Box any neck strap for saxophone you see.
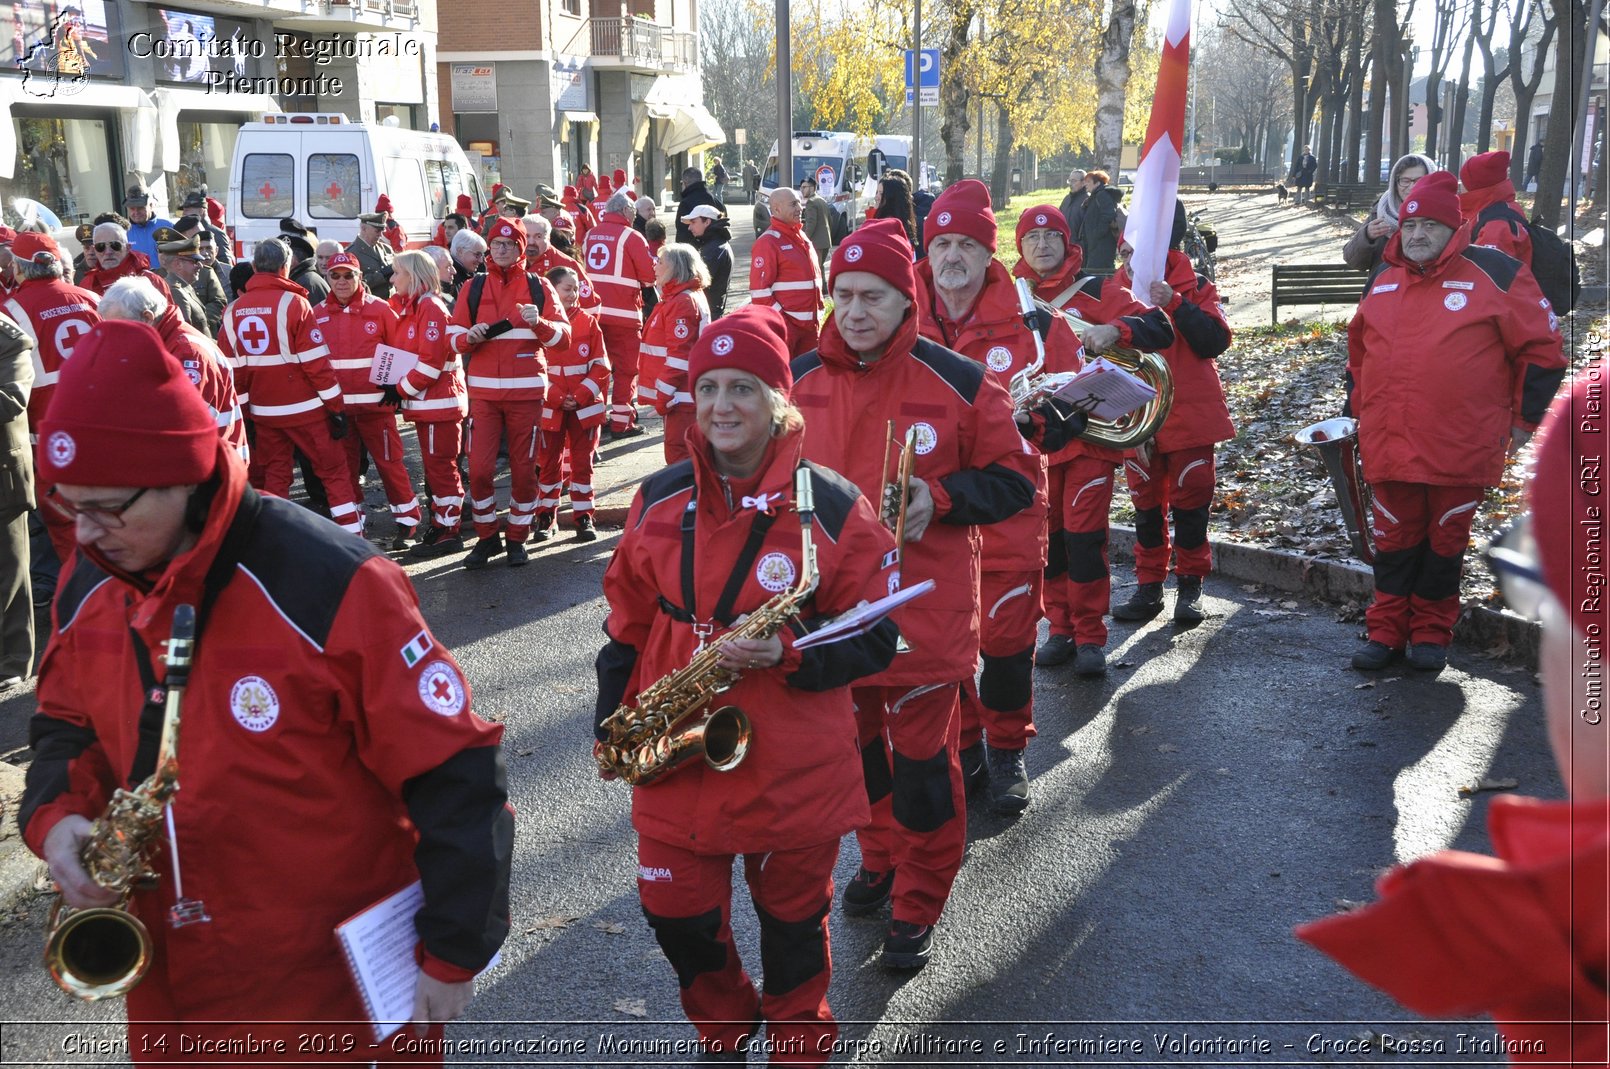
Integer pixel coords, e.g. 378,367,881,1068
656,480,783,637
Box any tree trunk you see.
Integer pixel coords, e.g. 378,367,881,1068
1507,13,1557,188
989,104,1014,205
1424,70,1443,157
1288,53,1312,176
1446,30,1477,173
937,3,976,185
1312,62,1336,196
1347,54,1367,181
1367,0,1395,178
1532,0,1586,228
1092,0,1138,176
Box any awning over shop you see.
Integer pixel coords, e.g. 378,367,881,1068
660,103,725,157
0,78,160,180
561,110,599,124
154,87,280,173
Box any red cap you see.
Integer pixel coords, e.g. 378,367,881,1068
562,185,577,199
613,169,627,186
326,252,361,274
13,232,62,262
206,196,225,228
0,226,16,248
38,321,219,488
1530,366,1607,637
455,194,474,214
599,176,614,195
687,304,793,395
486,218,527,252
1459,150,1511,192
1015,204,1071,250
374,194,395,213
553,213,575,231
1401,172,1462,229
925,179,997,251
830,218,916,301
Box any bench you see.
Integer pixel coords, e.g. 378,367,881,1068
1315,183,1376,212
1271,264,1372,322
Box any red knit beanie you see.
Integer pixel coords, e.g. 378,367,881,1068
830,218,916,300
1459,150,1511,192
374,194,395,213
1529,365,1607,637
455,194,474,214
925,179,997,251
1401,172,1462,229
613,168,628,186
599,176,614,196
687,304,793,395
486,218,528,253
38,321,218,487
1014,204,1071,250
205,196,225,228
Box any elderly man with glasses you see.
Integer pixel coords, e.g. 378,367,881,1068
80,221,173,300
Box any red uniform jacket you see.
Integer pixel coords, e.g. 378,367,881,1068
749,218,823,330
152,305,249,463
384,219,410,253
394,291,465,423
1346,227,1566,487
542,304,610,431
218,274,343,428
80,250,173,302
582,212,656,327
1297,796,1608,1067
315,288,400,409
639,280,710,414
1461,181,1533,267
1013,251,1177,466
791,314,1039,685
1116,250,1236,453
1,277,100,433
20,445,512,1036
915,259,1083,573
527,245,602,311
597,427,899,854
448,264,569,402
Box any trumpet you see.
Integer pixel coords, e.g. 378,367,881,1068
1295,417,1376,563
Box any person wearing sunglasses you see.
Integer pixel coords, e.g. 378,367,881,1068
1299,367,1609,1066
80,220,173,302
20,319,512,1062
154,230,210,335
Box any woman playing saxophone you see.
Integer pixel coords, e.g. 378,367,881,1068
594,304,900,1065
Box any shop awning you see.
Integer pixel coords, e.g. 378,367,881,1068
561,110,598,124
660,103,725,157
154,87,280,173
0,78,159,180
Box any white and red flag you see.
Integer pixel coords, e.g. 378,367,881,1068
1123,0,1192,295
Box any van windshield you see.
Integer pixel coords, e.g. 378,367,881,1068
762,154,848,192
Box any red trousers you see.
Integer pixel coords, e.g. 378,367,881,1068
1124,445,1216,582
253,419,363,535
411,419,464,533
537,415,601,517
602,319,643,431
467,397,541,544
852,682,964,926
663,403,695,465
637,836,839,1066
1365,480,1483,648
784,314,821,359
342,410,421,532
1045,457,1117,646
960,569,1042,751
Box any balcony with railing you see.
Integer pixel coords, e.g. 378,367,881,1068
582,16,698,72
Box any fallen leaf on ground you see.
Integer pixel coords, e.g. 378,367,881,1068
1113,660,1135,668
525,915,581,933
1128,725,1154,735
592,920,627,934
1335,899,1367,912
613,998,647,1017
1279,600,1301,609
1458,777,1520,796
1157,743,1180,753
1353,681,1375,689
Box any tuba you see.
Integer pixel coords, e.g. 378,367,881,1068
1296,417,1376,563
45,604,197,1002
1010,279,1174,451
597,466,820,786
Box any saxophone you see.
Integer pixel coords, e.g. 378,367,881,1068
44,604,196,1002
597,466,819,786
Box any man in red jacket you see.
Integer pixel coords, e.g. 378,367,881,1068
1346,172,1564,672
914,180,1085,815
1010,205,1175,676
23,320,511,1064
792,219,1037,969
218,238,362,536
80,220,172,301
375,194,410,253
1458,150,1531,266
750,187,824,357
315,252,422,547
584,190,657,437
450,218,569,569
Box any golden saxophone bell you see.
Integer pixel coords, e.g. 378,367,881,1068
45,901,153,1002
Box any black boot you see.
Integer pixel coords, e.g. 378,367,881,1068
959,743,989,798
1174,576,1205,622
1113,582,1165,621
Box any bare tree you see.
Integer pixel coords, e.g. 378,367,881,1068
700,0,778,169
1445,0,1479,172
1532,0,1587,227
1421,0,1465,158
1505,0,1556,188
1198,23,1287,165
1471,0,1513,154
938,1,977,183
1091,0,1139,175
1364,0,1401,183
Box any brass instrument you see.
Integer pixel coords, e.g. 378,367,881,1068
1295,417,1377,563
45,604,196,1002
597,467,820,786
1010,278,1175,451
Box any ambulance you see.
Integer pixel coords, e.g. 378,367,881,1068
754,130,874,242
227,114,486,258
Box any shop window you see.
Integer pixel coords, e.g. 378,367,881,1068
3,114,115,227
170,120,240,210
381,156,429,220
241,153,293,219
308,153,361,219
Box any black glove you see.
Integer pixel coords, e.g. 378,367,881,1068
327,410,348,440
380,384,404,408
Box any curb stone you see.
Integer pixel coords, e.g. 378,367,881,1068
1108,524,1540,667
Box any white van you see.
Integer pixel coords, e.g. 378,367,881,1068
754,130,874,242
227,114,486,258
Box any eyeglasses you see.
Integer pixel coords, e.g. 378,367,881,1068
179,256,205,264
489,240,519,252
93,241,124,253
328,270,358,280
45,486,148,529
1483,515,1546,620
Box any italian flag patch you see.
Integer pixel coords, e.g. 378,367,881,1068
400,630,433,668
